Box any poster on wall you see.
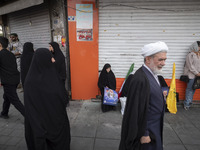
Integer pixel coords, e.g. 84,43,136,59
76,4,93,41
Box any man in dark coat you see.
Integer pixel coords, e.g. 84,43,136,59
119,41,168,150
0,36,25,119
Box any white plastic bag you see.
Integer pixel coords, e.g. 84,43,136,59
119,97,127,115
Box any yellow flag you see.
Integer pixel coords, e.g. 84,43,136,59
166,63,177,114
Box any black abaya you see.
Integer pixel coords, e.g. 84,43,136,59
24,48,70,150
20,42,34,87
120,74,134,97
49,42,66,82
49,42,69,105
98,63,116,112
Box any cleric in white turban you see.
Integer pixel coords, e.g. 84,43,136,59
119,41,168,150
142,41,168,57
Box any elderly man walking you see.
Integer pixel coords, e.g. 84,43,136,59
119,41,168,150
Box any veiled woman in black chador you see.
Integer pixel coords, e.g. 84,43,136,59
98,63,116,112
49,42,69,106
24,48,70,150
20,42,34,87
49,42,66,83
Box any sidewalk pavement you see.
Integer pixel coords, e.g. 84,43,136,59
0,86,200,150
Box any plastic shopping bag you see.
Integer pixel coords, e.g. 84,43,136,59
119,97,127,115
103,87,118,106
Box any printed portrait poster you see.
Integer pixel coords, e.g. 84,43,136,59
76,4,93,41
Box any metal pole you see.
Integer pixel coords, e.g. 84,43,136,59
63,0,71,98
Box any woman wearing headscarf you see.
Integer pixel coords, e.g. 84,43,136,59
49,42,66,83
98,63,116,112
183,41,200,110
24,48,70,150
49,42,69,106
20,42,34,87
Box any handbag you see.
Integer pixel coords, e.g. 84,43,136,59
103,87,118,106
192,77,200,90
180,75,189,83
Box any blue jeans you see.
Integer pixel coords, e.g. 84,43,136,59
184,79,195,107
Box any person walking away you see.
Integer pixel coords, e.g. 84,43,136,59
183,41,200,110
98,63,116,112
0,36,25,119
49,42,69,106
24,48,70,150
20,42,34,87
119,41,168,150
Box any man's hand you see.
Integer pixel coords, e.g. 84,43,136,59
140,136,151,144
51,57,56,63
196,73,200,77
14,52,21,56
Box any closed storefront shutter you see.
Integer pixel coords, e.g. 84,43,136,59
99,0,200,79
8,4,51,49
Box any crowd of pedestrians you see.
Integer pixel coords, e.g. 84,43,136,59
0,35,70,150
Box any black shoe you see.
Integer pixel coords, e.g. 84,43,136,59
0,114,9,119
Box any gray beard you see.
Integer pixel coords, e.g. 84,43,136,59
152,68,163,75
149,60,163,75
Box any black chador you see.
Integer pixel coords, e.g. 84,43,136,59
120,74,134,97
49,42,66,82
98,63,116,112
24,48,70,150
49,42,69,105
20,42,34,87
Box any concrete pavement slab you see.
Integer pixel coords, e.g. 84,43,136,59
1,85,200,150
163,122,182,145
73,109,99,125
172,125,200,145
16,138,27,150
5,136,22,146
185,144,200,150
96,122,121,140
70,123,97,138
98,110,123,125
0,136,10,145
71,137,94,150
94,139,120,150
163,144,187,150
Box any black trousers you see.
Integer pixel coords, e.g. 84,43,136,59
1,84,25,116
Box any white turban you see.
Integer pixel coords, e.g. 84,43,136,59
141,41,168,57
